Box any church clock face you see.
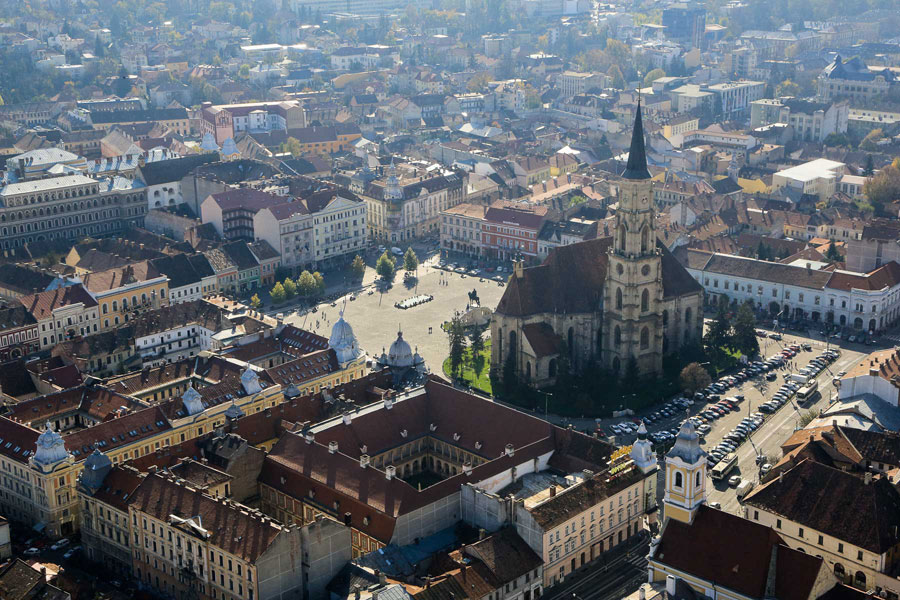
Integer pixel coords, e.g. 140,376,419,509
642,265,651,276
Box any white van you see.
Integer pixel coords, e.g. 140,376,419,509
391,247,403,256
736,479,755,499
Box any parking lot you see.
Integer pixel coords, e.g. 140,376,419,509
595,327,868,512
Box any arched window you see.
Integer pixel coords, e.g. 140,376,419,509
674,472,683,488
641,225,650,253
614,326,621,347
641,289,649,312
685,307,692,324
834,564,845,580
640,327,650,349
616,288,623,310
854,572,866,589
617,224,626,252
695,471,701,487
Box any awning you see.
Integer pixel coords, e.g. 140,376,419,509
32,521,46,532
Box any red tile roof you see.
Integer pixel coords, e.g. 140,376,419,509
20,284,97,320
129,472,286,562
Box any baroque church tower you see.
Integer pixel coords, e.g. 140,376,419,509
602,101,665,376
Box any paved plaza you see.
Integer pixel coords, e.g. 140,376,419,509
283,254,506,373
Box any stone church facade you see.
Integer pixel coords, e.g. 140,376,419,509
490,104,704,387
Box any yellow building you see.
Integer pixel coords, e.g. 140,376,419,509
82,261,169,330
0,356,283,539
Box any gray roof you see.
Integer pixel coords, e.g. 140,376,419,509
699,253,833,290
1,173,96,196
667,420,706,464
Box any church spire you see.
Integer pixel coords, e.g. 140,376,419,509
622,100,651,181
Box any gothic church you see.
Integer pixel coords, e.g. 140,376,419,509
490,103,704,386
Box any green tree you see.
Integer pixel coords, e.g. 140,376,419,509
826,240,843,262
864,154,875,177
350,255,366,279
865,164,900,207
250,293,262,309
296,271,316,297
732,302,760,357
376,251,396,280
447,318,467,379
679,362,712,394
607,64,625,90
282,277,297,299
312,271,325,295
403,247,418,272
643,68,666,86
270,282,286,304
704,302,733,369
280,137,303,156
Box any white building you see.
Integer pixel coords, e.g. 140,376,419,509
772,158,845,201
685,250,900,332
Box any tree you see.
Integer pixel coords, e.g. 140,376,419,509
351,255,366,279
282,277,297,299
403,247,418,272
732,302,760,357
376,251,395,280
312,271,325,295
775,79,800,97
447,318,467,379
864,154,875,177
250,293,262,309
469,324,485,355
864,164,900,207
826,240,843,262
679,362,711,394
704,302,733,368
607,64,625,90
643,68,666,86
860,128,884,151
280,137,303,156
270,282,286,304
296,271,317,297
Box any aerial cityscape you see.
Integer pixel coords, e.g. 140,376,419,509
0,0,899,599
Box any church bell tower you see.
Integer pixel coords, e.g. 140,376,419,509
602,100,664,376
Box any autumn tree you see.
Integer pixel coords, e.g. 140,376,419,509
680,362,712,394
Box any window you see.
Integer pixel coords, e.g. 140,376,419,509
674,472,683,488
838,543,844,554
799,527,804,538
818,535,823,545
776,519,782,529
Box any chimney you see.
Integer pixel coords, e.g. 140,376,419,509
666,576,677,597
478,528,486,540
384,396,393,410
304,430,315,444
343,413,352,425
461,563,467,581
640,586,647,600
328,440,338,454
549,485,556,497
865,471,873,485
870,368,879,377
463,462,472,476
779,471,784,484
353,585,361,600
505,443,515,457
385,465,396,480
378,571,387,586
360,454,370,468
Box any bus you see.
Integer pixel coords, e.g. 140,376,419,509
711,453,738,480
797,380,819,401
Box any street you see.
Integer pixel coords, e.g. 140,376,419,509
543,535,650,600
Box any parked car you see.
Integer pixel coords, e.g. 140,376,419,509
728,475,742,487
24,547,40,556
50,538,70,551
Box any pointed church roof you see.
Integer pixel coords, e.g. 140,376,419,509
622,101,651,180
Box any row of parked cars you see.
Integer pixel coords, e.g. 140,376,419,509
438,262,507,282
707,411,766,468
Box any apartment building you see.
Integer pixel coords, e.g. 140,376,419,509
20,284,101,349
0,173,148,252
82,261,169,330
441,203,487,258
201,188,285,241
481,201,550,262
750,98,849,142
